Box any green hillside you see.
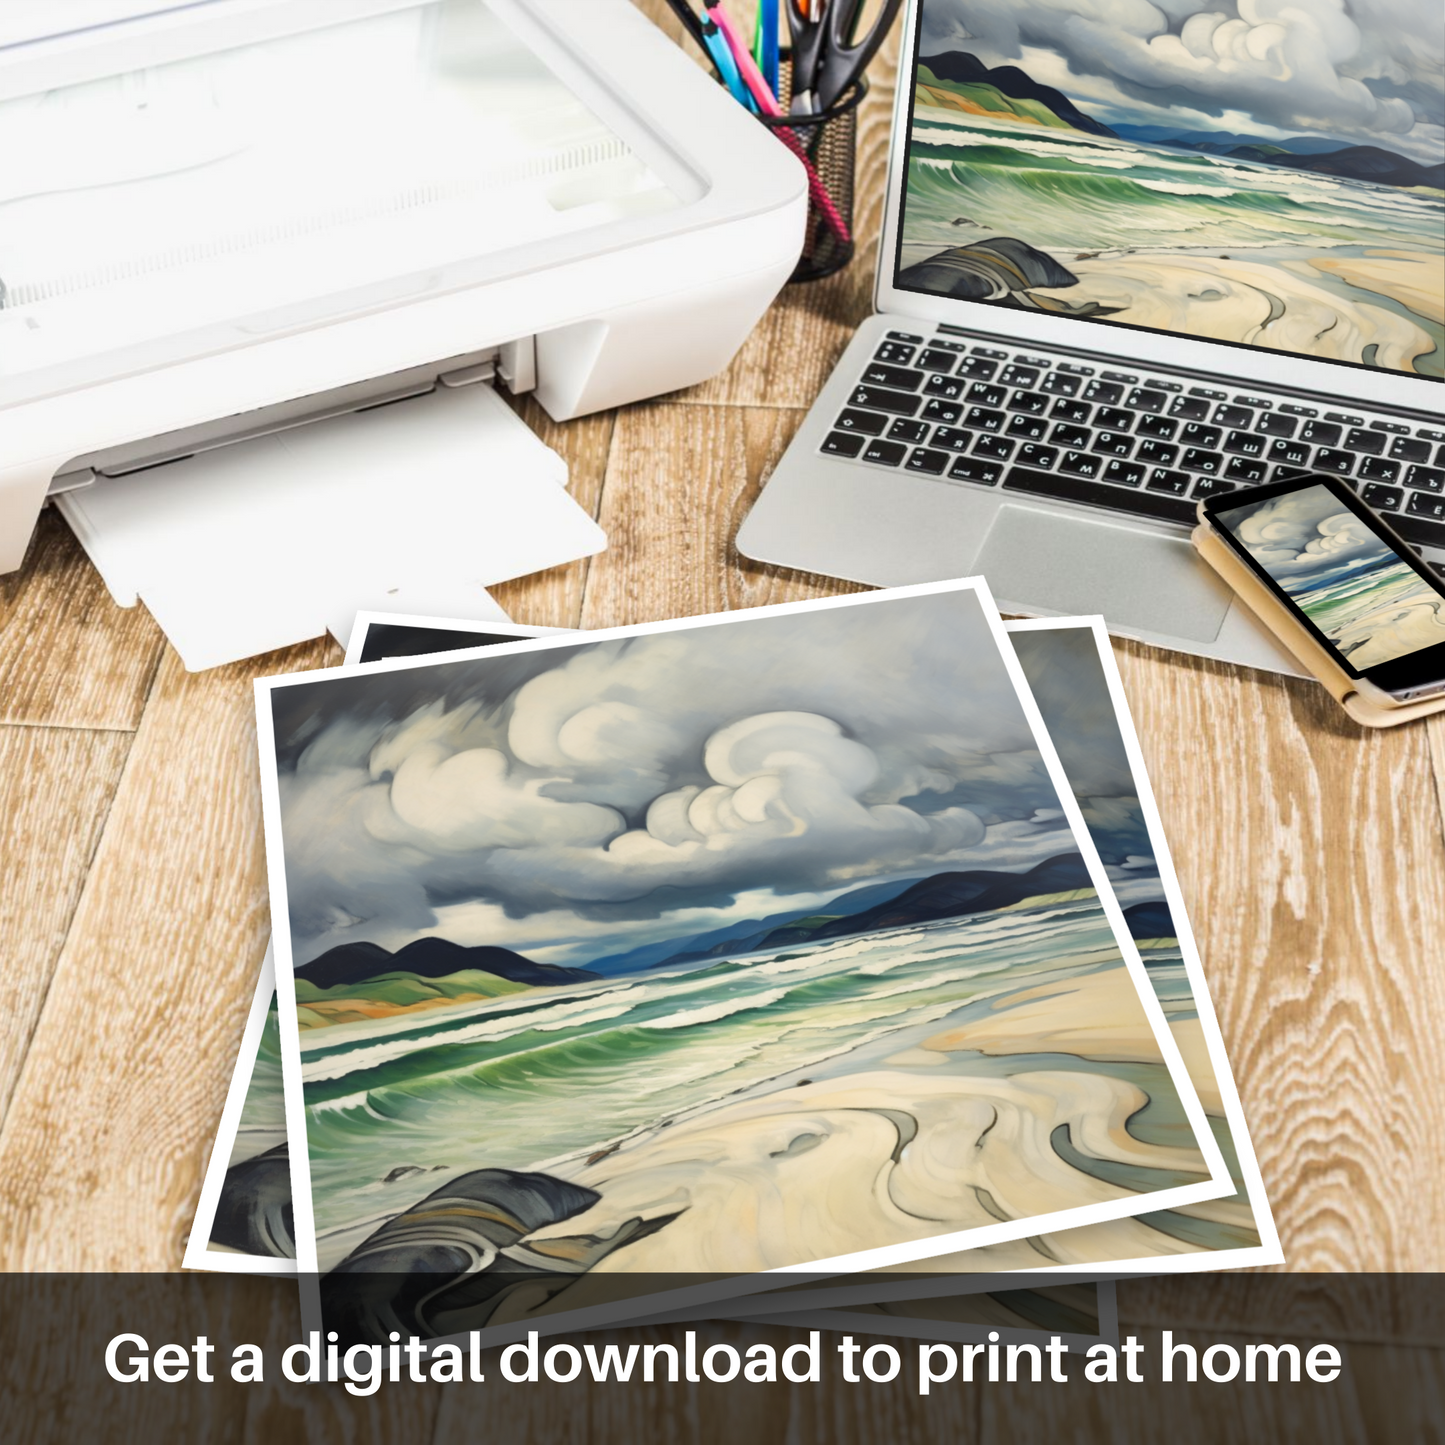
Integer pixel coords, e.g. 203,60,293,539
916,65,1075,131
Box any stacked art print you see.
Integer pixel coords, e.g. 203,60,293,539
255,585,1229,1340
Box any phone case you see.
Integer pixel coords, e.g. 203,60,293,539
1192,522,1445,729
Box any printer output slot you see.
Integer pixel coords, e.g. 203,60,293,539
46,338,538,496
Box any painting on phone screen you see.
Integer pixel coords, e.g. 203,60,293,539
1217,484,1445,668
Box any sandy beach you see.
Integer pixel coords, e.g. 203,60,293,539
1031,252,1439,373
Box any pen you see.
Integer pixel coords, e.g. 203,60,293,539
753,0,780,99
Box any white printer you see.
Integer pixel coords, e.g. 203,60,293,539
0,0,806,663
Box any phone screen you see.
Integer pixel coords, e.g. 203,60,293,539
1207,477,1445,687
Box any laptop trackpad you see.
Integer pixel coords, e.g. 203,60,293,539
976,505,1233,643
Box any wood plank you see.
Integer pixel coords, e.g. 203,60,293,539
490,397,614,630
0,509,165,730
982,1324,1387,1445
0,725,133,1125
0,639,336,1270
579,403,868,630
1109,638,1445,1271
429,1322,980,1445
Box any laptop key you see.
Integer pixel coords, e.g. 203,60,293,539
1083,380,1123,404
1257,413,1298,438
922,397,963,424
1095,406,1134,432
1147,469,1191,495
1359,457,1400,483
1050,398,1092,424
1192,476,1236,499
906,448,951,476
1182,448,1223,474
1017,444,1059,469
924,374,967,400
863,363,925,390
886,330,924,343
956,356,999,379
874,342,917,365
1389,436,1431,464
860,438,908,467
1060,451,1103,478
850,384,921,417
1168,395,1211,421
1345,428,1385,456
1126,388,1167,413
887,418,932,444
948,457,1003,485
965,406,1006,432
1006,414,1048,441
1137,440,1179,467
1223,430,1266,458
1136,414,1178,440
1268,438,1312,467
821,431,865,458
967,383,1007,407
1103,459,1145,487
930,427,974,452
999,364,1040,388
1180,423,1222,449
1225,456,1268,483
1314,448,1354,476
1214,404,1254,429
1092,432,1134,457
1361,483,1402,510
1407,465,1445,493
1041,372,1081,397
835,408,890,435
1008,390,1050,415
1391,513,1445,550
1407,491,1445,521
973,435,1015,461
916,348,959,373
1300,420,1341,446
1051,423,1091,449
1004,465,1197,524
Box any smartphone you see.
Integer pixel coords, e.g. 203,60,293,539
1199,473,1445,705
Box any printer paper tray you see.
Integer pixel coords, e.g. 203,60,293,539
57,383,604,670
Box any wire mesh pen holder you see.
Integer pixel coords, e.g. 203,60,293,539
759,70,867,283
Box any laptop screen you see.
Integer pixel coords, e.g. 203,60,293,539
893,0,1444,382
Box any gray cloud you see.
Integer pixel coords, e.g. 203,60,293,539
274,593,1073,963
1224,483,1395,589
921,0,1443,159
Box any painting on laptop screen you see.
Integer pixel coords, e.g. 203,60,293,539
896,0,1444,379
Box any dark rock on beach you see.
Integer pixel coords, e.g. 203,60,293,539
898,239,1124,317
213,1143,294,1259
322,1167,681,1343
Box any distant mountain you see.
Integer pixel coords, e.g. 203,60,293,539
590,877,925,977
1111,124,1352,156
919,52,1116,138
803,854,1096,944
1270,145,1444,189
1121,900,1176,943
1109,124,1441,189
296,937,598,992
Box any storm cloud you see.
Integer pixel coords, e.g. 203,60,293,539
272,592,1072,964
921,0,1443,160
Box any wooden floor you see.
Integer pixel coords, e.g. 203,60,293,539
1,5,1441,1439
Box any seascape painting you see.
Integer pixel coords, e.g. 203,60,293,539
262,588,1224,1339
899,0,1444,376
1217,483,1445,667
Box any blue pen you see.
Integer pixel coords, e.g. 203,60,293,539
758,0,780,98
701,14,755,110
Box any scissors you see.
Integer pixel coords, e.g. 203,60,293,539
786,0,903,113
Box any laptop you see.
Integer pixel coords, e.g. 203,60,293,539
737,0,1444,673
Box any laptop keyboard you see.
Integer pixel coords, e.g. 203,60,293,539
821,329,1445,558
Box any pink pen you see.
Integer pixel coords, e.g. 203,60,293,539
705,2,853,247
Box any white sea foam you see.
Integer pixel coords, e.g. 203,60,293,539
638,987,789,1031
